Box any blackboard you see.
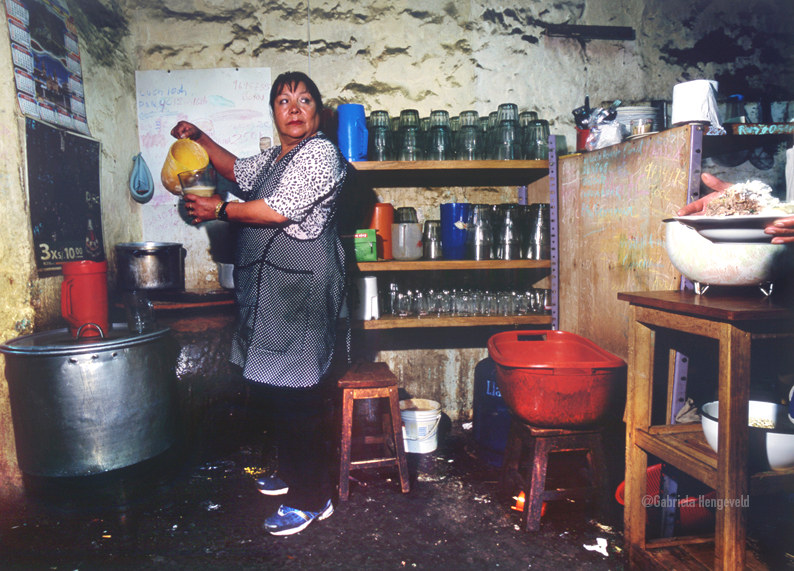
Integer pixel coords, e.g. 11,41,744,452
26,117,103,271
558,125,698,358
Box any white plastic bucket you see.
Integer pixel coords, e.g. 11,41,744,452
400,398,442,454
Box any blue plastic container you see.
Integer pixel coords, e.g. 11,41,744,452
473,357,511,466
337,104,368,162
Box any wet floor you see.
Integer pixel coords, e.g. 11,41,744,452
0,414,791,570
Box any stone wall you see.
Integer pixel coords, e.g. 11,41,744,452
0,0,792,502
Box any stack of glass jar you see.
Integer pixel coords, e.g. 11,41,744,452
385,284,552,318
467,202,550,261
366,104,550,161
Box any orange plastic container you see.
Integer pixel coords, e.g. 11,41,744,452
487,330,626,428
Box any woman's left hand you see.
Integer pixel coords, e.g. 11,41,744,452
766,216,794,244
184,193,222,224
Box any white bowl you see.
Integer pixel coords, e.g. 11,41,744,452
664,220,794,291
701,400,794,471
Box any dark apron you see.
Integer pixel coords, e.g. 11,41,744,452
230,136,346,388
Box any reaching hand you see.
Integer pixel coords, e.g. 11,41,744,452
677,173,794,244
676,173,733,216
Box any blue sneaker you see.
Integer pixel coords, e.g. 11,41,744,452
255,475,289,496
264,499,334,536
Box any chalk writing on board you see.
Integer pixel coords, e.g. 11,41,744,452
135,67,272,206
26,117,102,270
735,123,794,136
559,125,695,355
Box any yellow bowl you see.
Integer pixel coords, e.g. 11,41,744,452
161,139,209,194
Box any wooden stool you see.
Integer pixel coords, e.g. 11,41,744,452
337,362,411,501
500,417,608,531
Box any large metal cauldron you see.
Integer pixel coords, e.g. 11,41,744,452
0,324,179,477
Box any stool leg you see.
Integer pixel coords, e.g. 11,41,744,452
525,436,551,532
387,386,410,494
338,389,354,502
585,433,610,514
500,419,523,494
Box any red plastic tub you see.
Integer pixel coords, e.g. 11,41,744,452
487,331,626,428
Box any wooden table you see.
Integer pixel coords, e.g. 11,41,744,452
618,290,794,570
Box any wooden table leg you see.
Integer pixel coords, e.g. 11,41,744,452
714,324,751,569
624,308,655,565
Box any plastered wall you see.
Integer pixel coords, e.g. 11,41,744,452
0,0,791,501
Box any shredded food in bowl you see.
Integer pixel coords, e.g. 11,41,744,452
703,180,794,216
749,418,775,429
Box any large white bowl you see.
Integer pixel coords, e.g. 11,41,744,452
701,400,794,471
664,220,794,291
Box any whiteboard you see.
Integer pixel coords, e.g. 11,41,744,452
133,67,272,289
135,67,273,206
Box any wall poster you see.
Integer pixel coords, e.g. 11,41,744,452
5,0,89,134
26,117,103,271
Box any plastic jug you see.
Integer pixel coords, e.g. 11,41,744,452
161,139,210,194
337,104,368,162
60,260,109,338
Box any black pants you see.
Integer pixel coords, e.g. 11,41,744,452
247,380,334,513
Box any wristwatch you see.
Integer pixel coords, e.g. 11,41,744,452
215,201,229,221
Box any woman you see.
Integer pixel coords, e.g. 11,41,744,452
171,71,347,536
678,173,794,244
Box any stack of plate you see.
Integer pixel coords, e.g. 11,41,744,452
616,106,661,138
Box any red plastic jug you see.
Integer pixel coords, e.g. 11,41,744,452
61,260,109,338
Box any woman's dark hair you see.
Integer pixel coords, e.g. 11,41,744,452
269,71,323,113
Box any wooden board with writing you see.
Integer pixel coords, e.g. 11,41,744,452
558,125,698,358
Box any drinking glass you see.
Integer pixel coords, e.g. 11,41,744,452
519,110,538,127
394,206,418,223
495,120,518,160
455,125,481,160
495,203,521,259
368,125,393,161
465,204,493,260
369,110,391,128
398,109,420,131
523,119,550,160
497,103,519,124
459,110,480,127
449,116,460,156
426,126,451,160
486,111,499,158
398,127,422,161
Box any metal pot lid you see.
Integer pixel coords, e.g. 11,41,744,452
115,241,183,250
0,323,171,357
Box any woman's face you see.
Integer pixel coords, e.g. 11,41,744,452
272,81,320,148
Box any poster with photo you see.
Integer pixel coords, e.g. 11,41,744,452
5,0,90,134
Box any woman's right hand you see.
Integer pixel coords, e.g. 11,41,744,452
676,172,733,216
171,121,202,141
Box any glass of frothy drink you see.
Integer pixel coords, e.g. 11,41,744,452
178,165,217,197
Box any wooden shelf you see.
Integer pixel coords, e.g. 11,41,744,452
703,122,793,158
635,425,794,496
356,259,552,272
353,313,552,330
634,540,771,570
349,159,550,187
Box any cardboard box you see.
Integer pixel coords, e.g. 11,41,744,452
349,229,377,262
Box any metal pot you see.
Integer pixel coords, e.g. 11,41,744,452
116,241,185,291
0,324,179,477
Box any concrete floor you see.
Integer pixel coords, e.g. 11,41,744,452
0,409,791,570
